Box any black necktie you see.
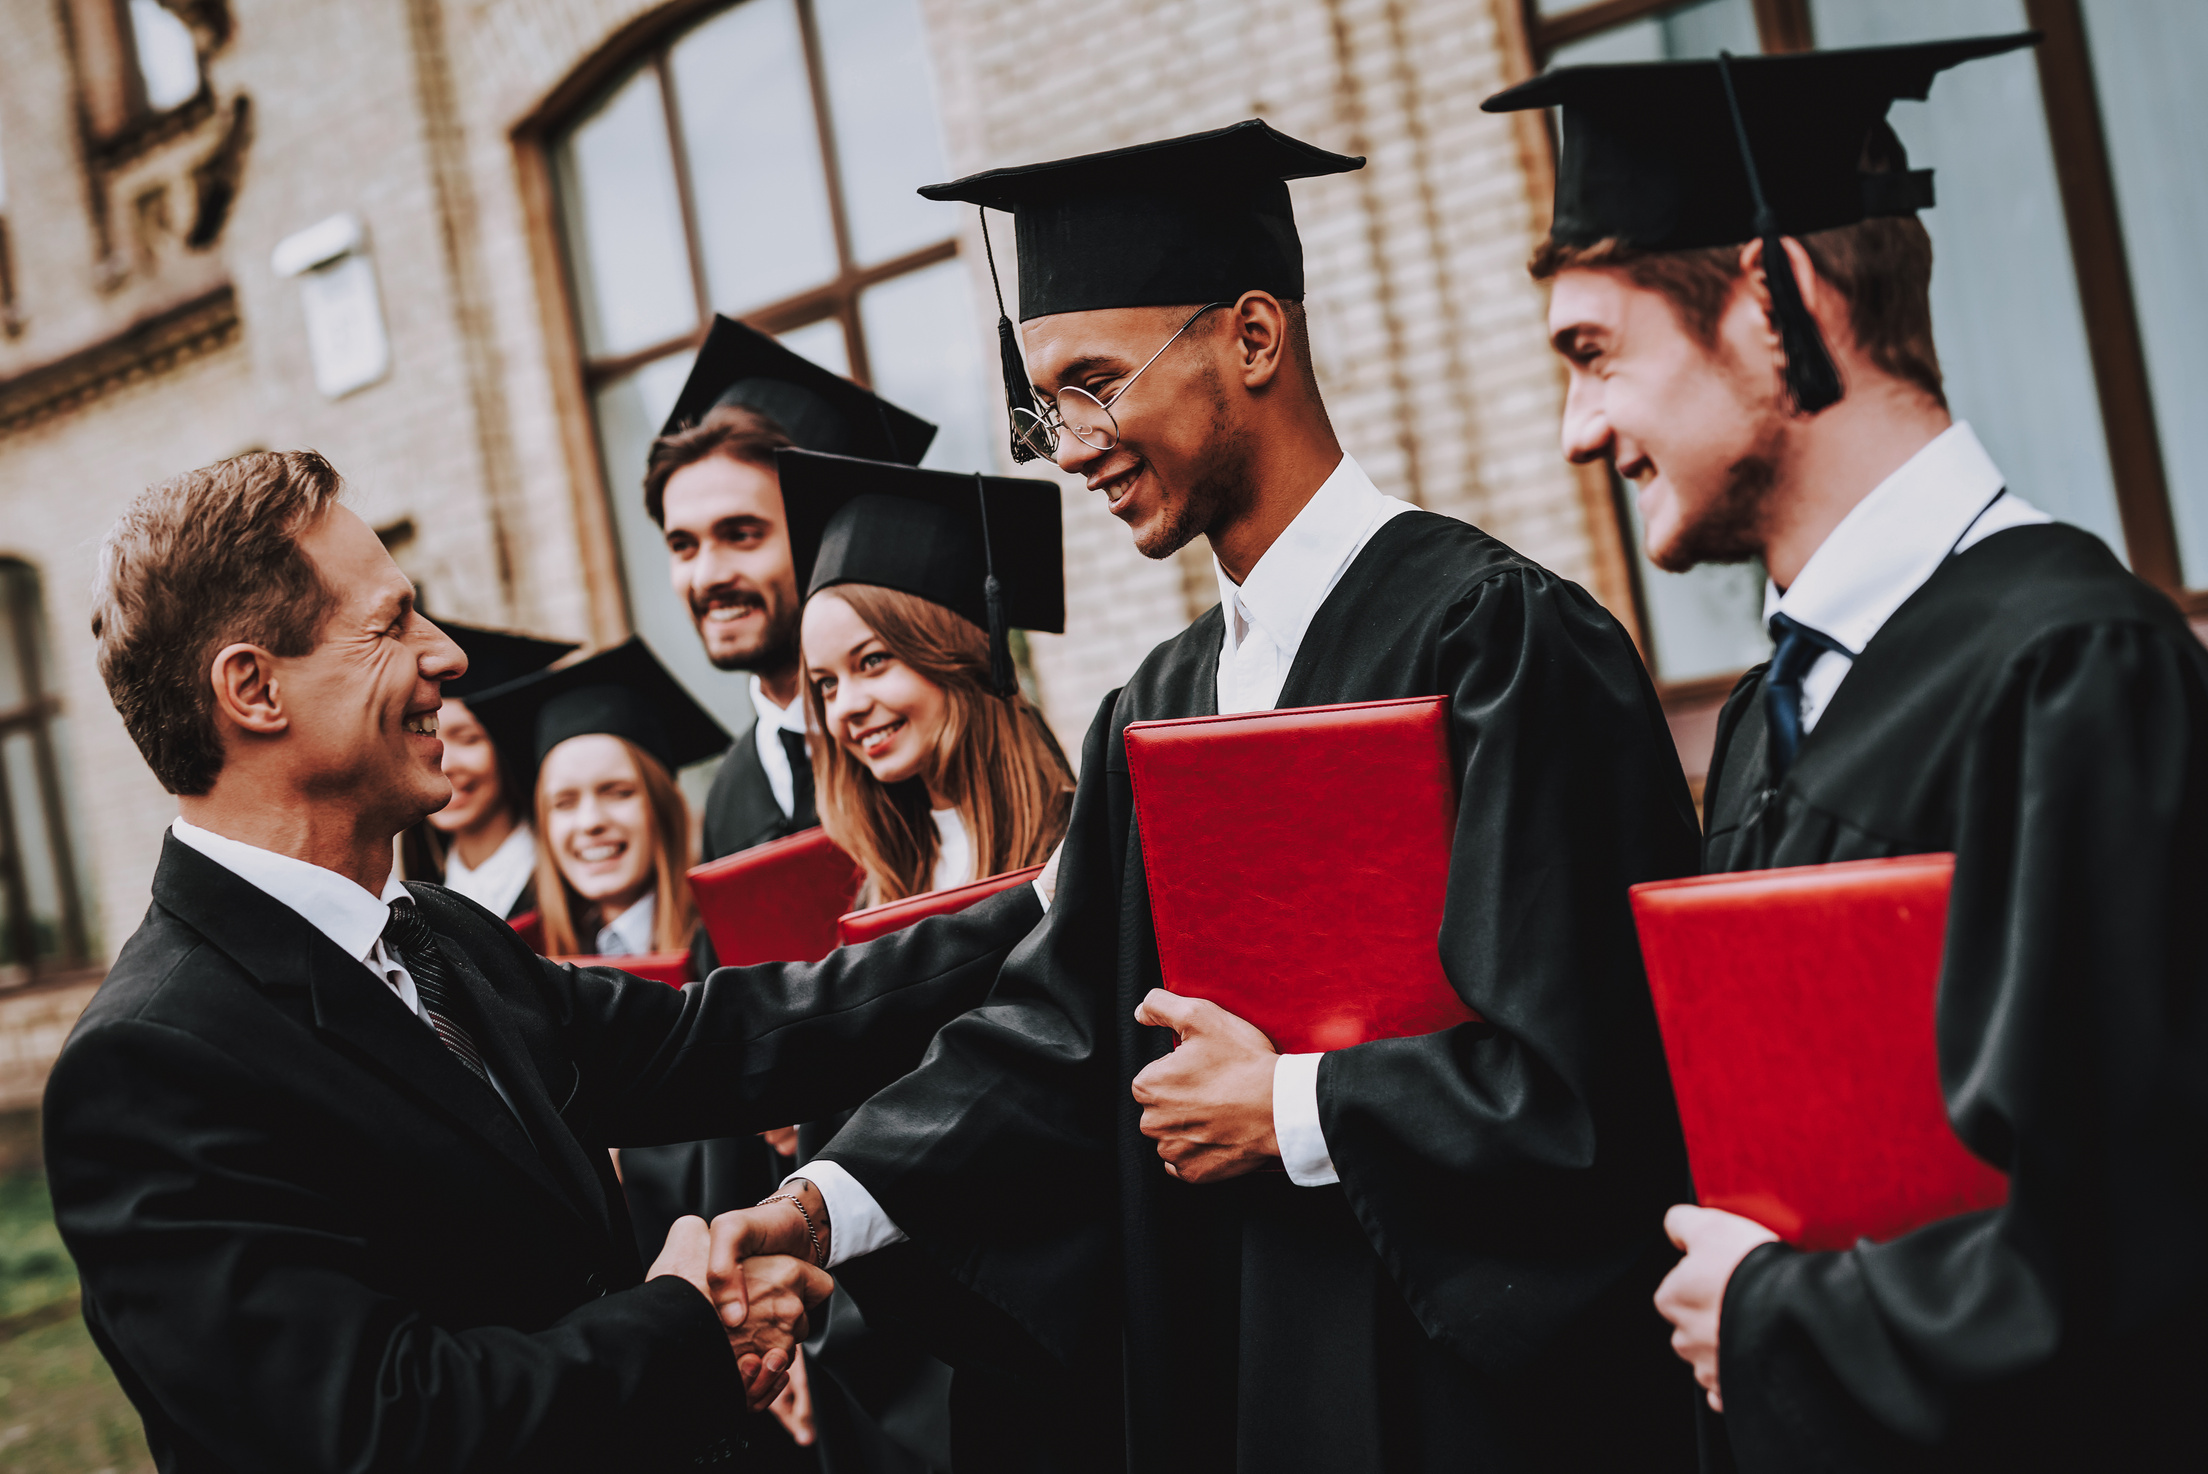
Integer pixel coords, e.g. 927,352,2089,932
1763,611,1851,782
777,727,815,823
382,898,494,1087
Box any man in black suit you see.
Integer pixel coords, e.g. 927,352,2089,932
47,450,1043,1472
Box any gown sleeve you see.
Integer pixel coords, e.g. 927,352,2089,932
1717,617,2208,1467
1314,565,1705,1376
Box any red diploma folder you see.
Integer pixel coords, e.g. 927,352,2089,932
688,827,863,966
1629,853,2009,1251
553,952,692,987
510,910,545,956
836,865,1045,947
1124,696,1479,1055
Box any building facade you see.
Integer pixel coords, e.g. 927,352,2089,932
0,0,2200,1080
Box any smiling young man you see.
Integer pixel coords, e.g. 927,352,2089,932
720,121,1705,1473
46,451,1048,1472
1493,35,2208,1471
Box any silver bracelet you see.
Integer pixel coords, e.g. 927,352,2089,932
759,1188,826,1268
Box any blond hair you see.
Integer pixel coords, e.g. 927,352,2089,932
532,736,698,956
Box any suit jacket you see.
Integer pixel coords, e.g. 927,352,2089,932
702,722,815,863
44,834,1041,1474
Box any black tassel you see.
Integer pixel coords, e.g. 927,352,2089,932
985,573,1016,698
980,208,1042,463
1716,53,1843,416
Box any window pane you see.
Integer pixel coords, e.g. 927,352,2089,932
2080,0,2208,584
814,0,958,265
671,0,841,316
2,733,64,963
777,317,851,377
129,0,201,111
860,259,995,475
556,65,697,359
1545,0,1759,66
590,355,759,740
1810,0,2129,561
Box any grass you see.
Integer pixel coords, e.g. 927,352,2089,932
0,1111,153,1474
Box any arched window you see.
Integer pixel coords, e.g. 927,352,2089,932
546,0,994,722
0,560,97,987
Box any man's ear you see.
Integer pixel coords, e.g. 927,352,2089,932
1737,236,1851,359
1231,292,1289,391
208,643,289,738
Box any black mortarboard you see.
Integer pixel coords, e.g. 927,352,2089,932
777,449,1065,698
657,316,938,464
920,120,1364,462
435,620,578,702
468,636,731,795
1483,33,2037,414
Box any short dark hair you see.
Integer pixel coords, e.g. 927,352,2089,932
642,404,795,527
92,451,346,795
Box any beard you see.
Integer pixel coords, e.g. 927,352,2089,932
1649,444,1781,574
693,586,800,674
1132,369,1257,561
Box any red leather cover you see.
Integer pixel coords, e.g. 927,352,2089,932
1124,696,1479,1055
1629,853,2009,1250
688,826,863,966
836,864,1046,947
553,951,692,987
510,910,545,956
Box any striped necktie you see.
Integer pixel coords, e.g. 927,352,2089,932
381,898,494,1087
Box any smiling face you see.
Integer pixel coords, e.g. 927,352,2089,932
1548,265,1789,572
427,697,505,836
802,592,952,798
539,733,657,912
1021,304,1254,561
662,452,802,672
274,506,463,833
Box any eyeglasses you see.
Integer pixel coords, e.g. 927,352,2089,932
1009,302,1229,461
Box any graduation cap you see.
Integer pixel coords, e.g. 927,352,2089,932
918,120,1364,461
657,316,938,464
467,636,732,796
1483,33,2038,415
434,620,578,702
777,448,1065,698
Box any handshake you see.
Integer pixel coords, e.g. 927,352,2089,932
646,1183,836,1411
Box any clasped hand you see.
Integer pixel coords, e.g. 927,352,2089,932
648,1213,832,1411
1130,989,1280,1183
1652,1203,1780,1412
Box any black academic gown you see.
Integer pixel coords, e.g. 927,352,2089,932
816,510,1706,1473
1699,524,2208,1471
705,721,818,860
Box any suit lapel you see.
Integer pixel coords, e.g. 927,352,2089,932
716,737,796,852
151,839,597,1236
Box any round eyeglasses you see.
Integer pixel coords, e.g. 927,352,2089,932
1009,302,1229,461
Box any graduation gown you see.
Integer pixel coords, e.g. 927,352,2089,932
704,722,818,862
1700,524,2208,1471
817,510,1705,1472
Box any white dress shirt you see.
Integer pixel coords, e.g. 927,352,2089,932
791,456,1414,1251
170,816,519,1113
441,822,537,920
1767,422,2048,735
930,809,975,892
752,676,810,820
593,893,658,958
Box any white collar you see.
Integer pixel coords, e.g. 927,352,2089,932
1213,454,1408,656
1766,422,2041,653
171,816,407,965
595,892,658,957
750,674,807,735
441,822,536,914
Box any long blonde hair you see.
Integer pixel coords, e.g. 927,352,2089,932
805,585,1072,904
533,736,698,955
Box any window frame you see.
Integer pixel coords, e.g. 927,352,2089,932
516,0,965,644
0,561,95,990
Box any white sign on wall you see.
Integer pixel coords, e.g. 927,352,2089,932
272,213,390,399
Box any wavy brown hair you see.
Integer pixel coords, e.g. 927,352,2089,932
532,736,698,956
805,585,1073,905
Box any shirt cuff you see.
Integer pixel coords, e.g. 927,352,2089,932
1033,877,1052,913
784,1160,908,1268
1272,1052,1339,1187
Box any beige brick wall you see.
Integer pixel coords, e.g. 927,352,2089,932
0,0,1610,971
